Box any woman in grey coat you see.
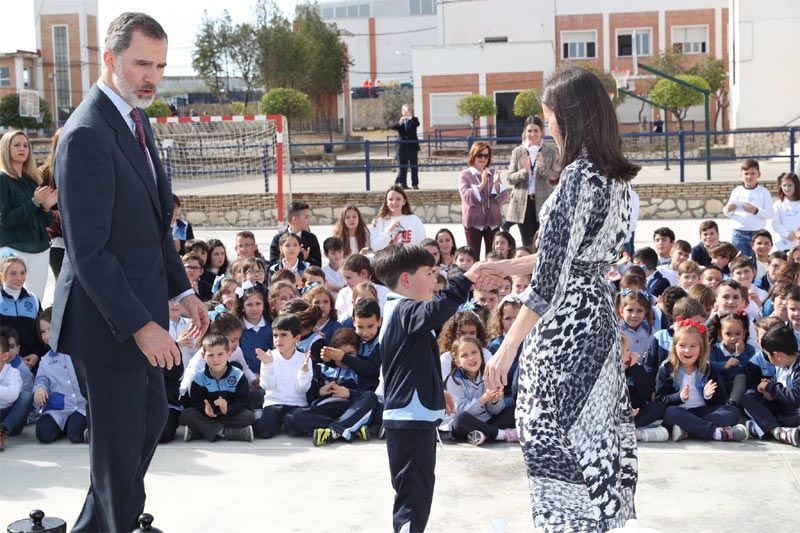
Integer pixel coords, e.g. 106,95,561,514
503,116,560,248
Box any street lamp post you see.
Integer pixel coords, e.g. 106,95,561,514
48,72,57,131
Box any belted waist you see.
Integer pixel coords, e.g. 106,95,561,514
571,259,606,276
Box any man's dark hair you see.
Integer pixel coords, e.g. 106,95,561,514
288,202,310,220
105,12,167,56
454,245,477,261
372,244,435,290
323,237,344,254
761,323,798,357
273,315,302,337
353,298,381,320
653,227,675,242
632,247,658,271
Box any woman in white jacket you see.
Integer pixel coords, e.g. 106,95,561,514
771,172,800,251
370,185,426,252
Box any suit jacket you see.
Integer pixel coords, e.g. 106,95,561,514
269,229,322,267
505,142,560,224
390,116,420,153
50,85,191,369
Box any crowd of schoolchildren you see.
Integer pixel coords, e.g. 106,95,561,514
1,158,799,453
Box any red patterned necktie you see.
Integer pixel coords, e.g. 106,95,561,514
130,109,151,166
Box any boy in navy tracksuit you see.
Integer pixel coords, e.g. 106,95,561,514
372,244,484,533
743,323,800,446
179,334,255,442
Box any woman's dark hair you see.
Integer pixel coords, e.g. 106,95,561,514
522,115,544,136
541,67,640,181
206,238,230,275
376,184,413,220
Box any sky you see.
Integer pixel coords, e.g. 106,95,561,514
0,0,300,76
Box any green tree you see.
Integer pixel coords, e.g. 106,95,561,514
570,63,626,107
0,94,52,130
649,75,710,130
227,22,261,106
512,89,542,118
688,56,728,131
192,10,227,102
382,88,413,127
259,88,312,121
457,94,496,134
648,50,687,78
144,100,171,118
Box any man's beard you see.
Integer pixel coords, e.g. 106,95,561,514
113,62,157,108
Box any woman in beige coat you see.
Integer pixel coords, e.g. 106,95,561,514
503,116,560,248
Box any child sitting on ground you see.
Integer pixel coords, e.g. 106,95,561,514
0,330,22,451
303,285,340,343
487,296,522,354
708,311,755,405
438,311,491,381
622,336,666,442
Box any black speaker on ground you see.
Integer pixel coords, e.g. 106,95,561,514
7,509,66,533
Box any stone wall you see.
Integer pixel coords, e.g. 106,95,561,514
181,181,782,228
731,129,792,157
352,98,385,130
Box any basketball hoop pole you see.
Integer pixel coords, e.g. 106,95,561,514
270,114,285,226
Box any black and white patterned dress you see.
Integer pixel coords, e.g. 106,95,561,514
518,156,637,532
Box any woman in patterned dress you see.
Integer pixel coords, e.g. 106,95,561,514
484,67,641,532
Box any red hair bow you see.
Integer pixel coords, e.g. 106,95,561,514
674,315,707,334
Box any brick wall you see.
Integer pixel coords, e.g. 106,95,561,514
421,73,479,132
555,14,604,69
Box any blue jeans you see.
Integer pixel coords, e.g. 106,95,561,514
732,229,757,259
0,389,33,435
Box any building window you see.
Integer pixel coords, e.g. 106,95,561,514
430,92,471,126
23,67,31,88
672,25,708,54
329,3,369,18
561,30,597,59
321,7,334,19
53,25,72,112
617,28,651,57
410,0,436,15
0,67,9,87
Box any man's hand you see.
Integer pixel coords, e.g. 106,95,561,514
34,388,49,408
133,321,181,369
181,294,210,339
464,261,506,291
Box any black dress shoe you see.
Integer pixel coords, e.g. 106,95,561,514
412,185,419,190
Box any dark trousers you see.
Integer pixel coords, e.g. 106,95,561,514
395,149,419,188
0,389,33,435
502,196,539,249
386,428,436,533
285,392,378,439
159,408,181,443
179,407,255,442
634,401,667,428
50,246,64,281
742,389,800,436
451,405,515,440
71,360,168,533
663,403,740,440
464,226,497,260
253,404,300,439
35,411,87,444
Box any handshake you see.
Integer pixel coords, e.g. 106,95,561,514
466,261,512,292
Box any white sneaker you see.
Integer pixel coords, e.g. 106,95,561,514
636,426,669,442
671,425,688,442
468,430,487,446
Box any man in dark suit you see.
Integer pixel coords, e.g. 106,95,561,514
391,104,421,189
51,13,209,532
268,201,322,267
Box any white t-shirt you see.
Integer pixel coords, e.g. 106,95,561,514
725,184,775,231
260,348,313,407
370,214,426,252
681,371,705,409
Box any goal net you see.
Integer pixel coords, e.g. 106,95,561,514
149,114,290,219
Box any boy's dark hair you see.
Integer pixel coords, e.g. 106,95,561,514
672,297,705,320
353,298,381,320
485,251,505,261
0,326,19,344
454,245,477,261
708,242,737,259
729,256,755,273
787,285,800,303
303,265,326,281
185,239,209,254
741,158,760,171
288,201,310,220
172,193,181,207
279,298,322,329
769,250,788,262
698,220,718,233
761,323,797,357
624,265,647,279
323,237,344,254
273,314,302,337
202,334,229,353
673,240,691,254
653,227,675,242
373,244,436,290
271,269,297,284
632,247,658,271
0,330,8,353
659,287,688,318
343,253,372,276
435,273,447,286
330,327,360,350
718,279,747,299
182,252,203,266
751,230,773,244
208,313,244,336
236,230,255,241
702,264,723,277
35,307,54,346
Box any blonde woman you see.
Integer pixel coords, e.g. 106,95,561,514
0,130,57,299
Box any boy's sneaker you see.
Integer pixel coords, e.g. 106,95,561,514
775,427,800,447
745,420,762,440
224,426,254,442
671,425,688,442
468,430,487,446
635,426,669,442
717,425,749,442
183,426,200,442
313,428,334,447
355,425,370,442
504,428,519,443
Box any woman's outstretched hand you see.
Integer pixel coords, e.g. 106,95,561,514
485,342,516,390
